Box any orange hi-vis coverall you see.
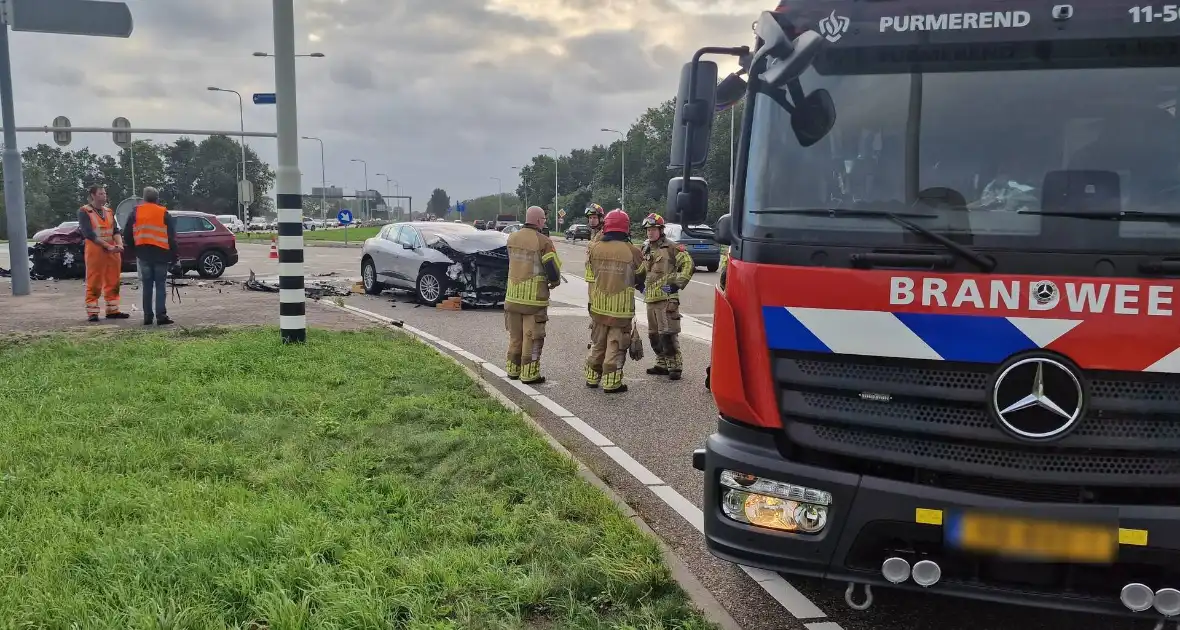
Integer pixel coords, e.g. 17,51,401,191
81,204,122,317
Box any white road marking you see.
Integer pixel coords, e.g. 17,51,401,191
320,300,843,629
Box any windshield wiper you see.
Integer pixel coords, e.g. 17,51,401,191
1018,210,1180,221
751,207,996,272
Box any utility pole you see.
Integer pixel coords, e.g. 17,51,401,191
207,86,247,222
541,146,558,227
272,0,304,343
301,136,326,222
601,128,626,212
490,176,502,218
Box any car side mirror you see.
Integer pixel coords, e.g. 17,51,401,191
714,214,733,245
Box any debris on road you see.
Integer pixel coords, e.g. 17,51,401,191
0,267,9,278
436,296,462,311
244,269,353,300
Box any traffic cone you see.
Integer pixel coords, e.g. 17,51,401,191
269,236,278,260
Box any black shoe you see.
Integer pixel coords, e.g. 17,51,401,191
105,312,130,320
156,316,174,326
143,316,154,326
669,371,682,381
604,384,629,394
647,366,669,376
87,315,99,322
521,376,546,385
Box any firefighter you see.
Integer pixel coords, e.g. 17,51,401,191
79,184,129,322
583,203,608,349
639,212,694,380
585,209,645,393
505,205,562,384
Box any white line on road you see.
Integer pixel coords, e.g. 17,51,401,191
321,300,842,629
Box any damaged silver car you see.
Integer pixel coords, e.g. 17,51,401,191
360,221,509,306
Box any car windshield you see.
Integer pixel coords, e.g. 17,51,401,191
744,63,1180,253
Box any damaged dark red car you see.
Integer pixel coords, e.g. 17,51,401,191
30,211,239,280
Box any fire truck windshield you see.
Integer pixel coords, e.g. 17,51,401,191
743,64,1180,253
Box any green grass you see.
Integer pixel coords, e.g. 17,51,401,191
0,328,714,630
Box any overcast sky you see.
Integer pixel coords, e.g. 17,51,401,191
9,0,760,207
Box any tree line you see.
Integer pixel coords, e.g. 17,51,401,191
0,135,276,238
514,99,744,227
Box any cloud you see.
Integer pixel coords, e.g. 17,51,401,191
4,0,764,207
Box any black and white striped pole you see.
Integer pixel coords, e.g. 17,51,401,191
272,0,305,343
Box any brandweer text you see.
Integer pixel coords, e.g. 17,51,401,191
890,276,1175,316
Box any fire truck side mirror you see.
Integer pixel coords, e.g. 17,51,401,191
760,30,824,88
669,60,719,170
715,213,733,246
666,176,709,225
792,88,836,147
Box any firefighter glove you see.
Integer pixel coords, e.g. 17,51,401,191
662,284,678,294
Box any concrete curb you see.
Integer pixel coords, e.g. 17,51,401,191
318,299,744,630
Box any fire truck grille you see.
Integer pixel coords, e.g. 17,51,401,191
773,354,1180,500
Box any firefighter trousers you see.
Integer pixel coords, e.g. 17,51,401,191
84,243,122,317
646,298,682,373
586,320,631,391
505,308,548,382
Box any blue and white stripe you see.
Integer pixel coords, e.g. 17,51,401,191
763,307,1082,364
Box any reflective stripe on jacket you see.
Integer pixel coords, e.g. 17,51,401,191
505,226,561,312
132,203,171,250
82,205,116,242
639,236,695,303
587,236,644,327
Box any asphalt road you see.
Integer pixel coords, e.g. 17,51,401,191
2,239,1156,630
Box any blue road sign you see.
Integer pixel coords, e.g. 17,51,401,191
457,202,466,214
252,93,276,105
337,209,354,225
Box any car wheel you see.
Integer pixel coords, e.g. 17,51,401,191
197,250,226,279
416,265,447,306
362,257,385,295
706,262,719,273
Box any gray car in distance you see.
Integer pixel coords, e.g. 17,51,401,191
360,221,511,306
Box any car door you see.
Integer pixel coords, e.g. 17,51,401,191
395,226,428,282
371,225,402,287
173,215,217,263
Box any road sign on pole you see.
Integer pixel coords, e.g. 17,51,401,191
337,208,353,225
237,179,254,205
51,115,70,146
252,93,276,105
112,116,131,147
7,0,134,37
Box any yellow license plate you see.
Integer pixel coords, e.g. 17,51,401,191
952,511,1118,563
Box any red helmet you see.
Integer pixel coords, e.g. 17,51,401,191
641,213,666,229
603,209,629,234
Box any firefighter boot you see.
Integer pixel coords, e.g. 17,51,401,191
585,365,601,389
602,370,628,394
664,333,683,381
520,361,546,385
506,361,521,380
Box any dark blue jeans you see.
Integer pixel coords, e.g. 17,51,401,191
137,259,170,320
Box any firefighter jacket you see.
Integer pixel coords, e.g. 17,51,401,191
505,225,561,314
584,227,604,284
587,233,645,327
639,236,694,303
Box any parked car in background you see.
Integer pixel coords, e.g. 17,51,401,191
500,223,523,235
360,221,509,306
216,215,247,233
473,220,487,230
30,211,238,279
498,222,522,233
565,223,591,241
664,222,720,272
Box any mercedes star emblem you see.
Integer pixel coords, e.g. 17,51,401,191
991,355,1085,441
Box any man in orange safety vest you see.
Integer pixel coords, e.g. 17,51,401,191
79,184,129,322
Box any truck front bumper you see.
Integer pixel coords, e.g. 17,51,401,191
694,417,1180,619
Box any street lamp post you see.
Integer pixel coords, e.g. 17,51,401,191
490,176,503,218
350,158,368,220
376,173,395,220
601,128,626,213
510,166,526,218
301,136,326,222
207,86,247,221
540,146,558,227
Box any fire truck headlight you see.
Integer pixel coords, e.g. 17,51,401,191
719,470,830,534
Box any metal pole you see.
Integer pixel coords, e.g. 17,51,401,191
363,163,368,219
319,142,325,223
273,0,304,344
130,140,136,199
237,91,246,222
491,176,502,217
0,24,28,295
0,126,278,137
